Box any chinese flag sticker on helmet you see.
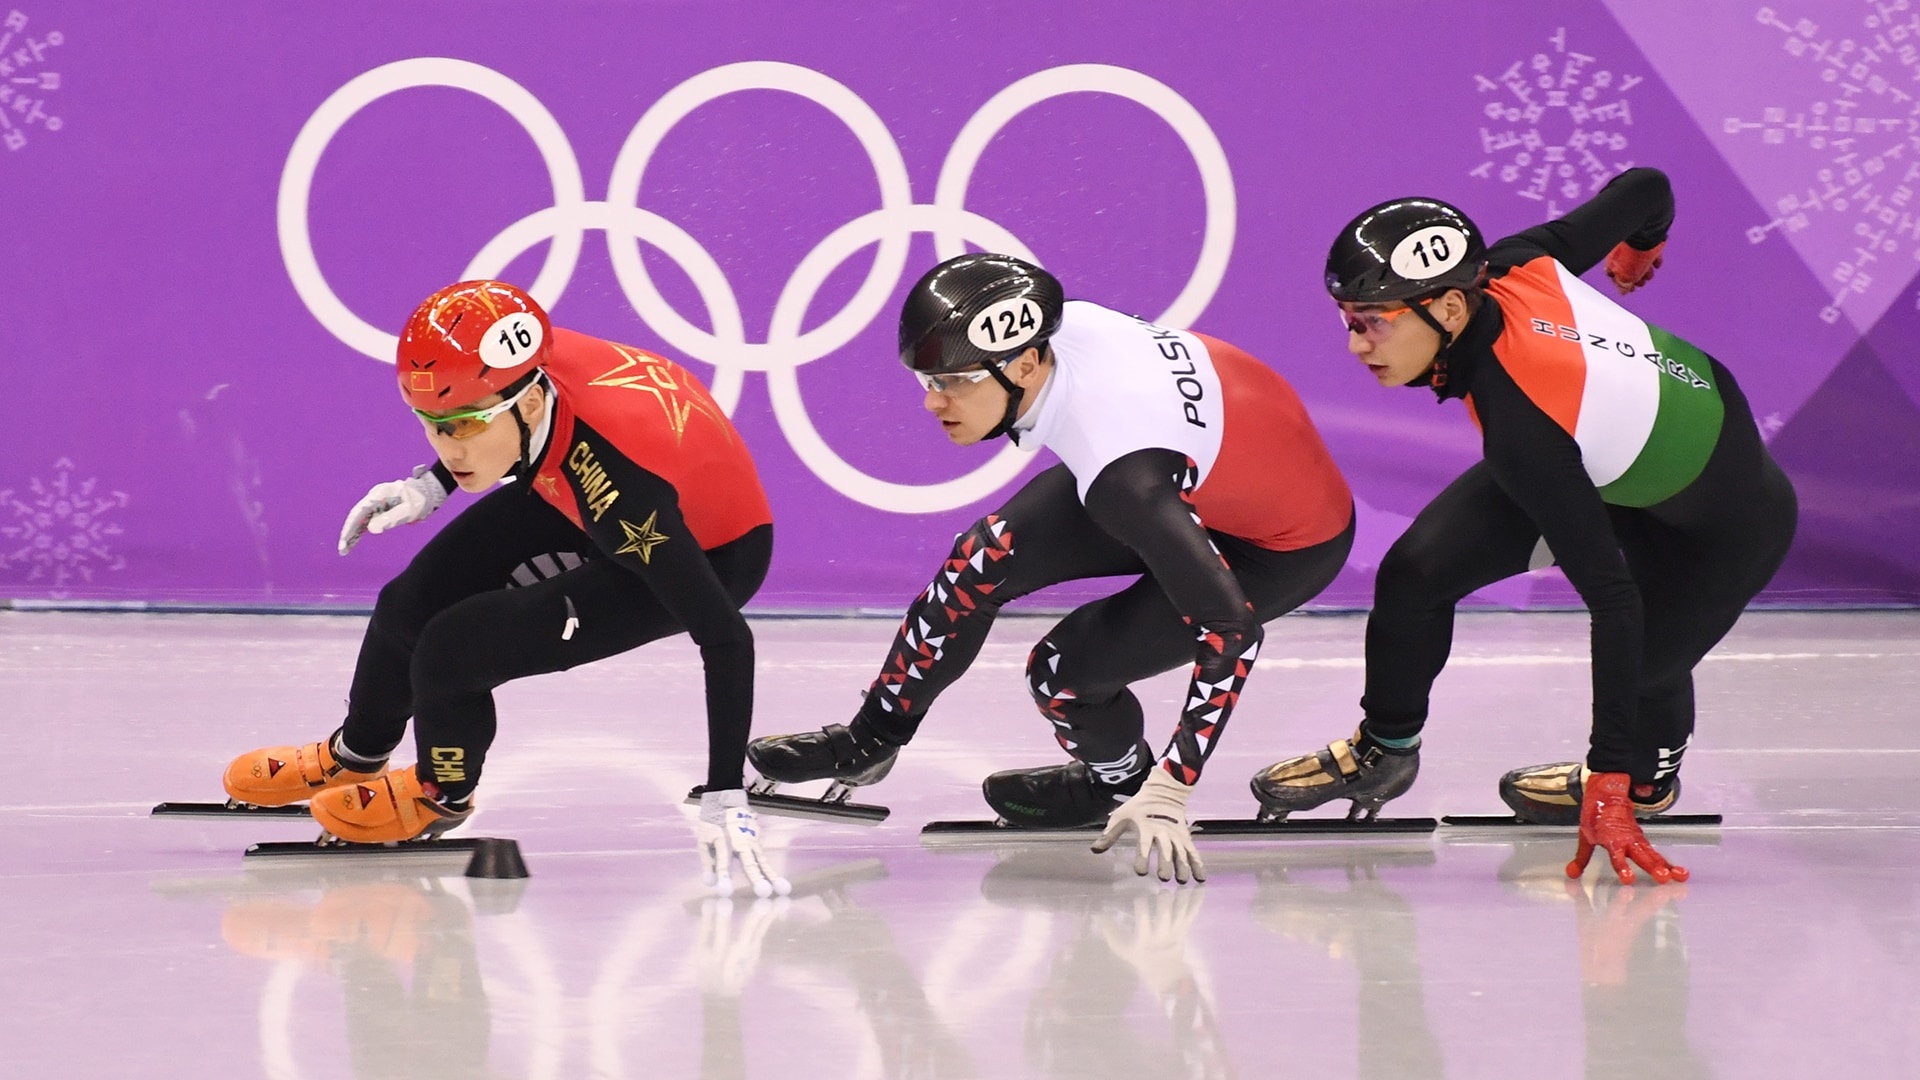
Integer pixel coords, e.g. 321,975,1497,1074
397,280,552,411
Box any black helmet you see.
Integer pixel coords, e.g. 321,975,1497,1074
899,253,1064,374
1325,198,1486,304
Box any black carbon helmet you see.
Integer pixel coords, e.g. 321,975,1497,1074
1325,197,1486,304
899,253,1065,374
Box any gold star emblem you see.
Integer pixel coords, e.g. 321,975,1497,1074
534,474,560,497
614,511,669,563
590,344,729,445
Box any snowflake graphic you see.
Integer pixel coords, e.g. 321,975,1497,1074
0,458,128,594
1727,3,1920,324
1470,26,1645,217
0,8,66,154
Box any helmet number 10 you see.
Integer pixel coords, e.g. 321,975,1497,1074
1389,225,1470,281
967,297,1042,353
1411,234,1450,268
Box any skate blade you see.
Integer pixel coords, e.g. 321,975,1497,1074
685,786,889,825
243,836,487,858
920,819,1105,842
1441,813,1722,828
1192,817,1439,837
921,815,1442,841
152,801,311,819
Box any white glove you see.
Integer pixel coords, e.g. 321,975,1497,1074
338,465,449,555
696,789,792,898
1092,769,1207,884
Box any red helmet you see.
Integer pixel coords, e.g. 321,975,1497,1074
397,280,552,411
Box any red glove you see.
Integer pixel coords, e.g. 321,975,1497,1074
1566,771,1689,885
1604,241,1664,295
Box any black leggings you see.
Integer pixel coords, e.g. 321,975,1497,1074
863,463,1354,779
1361,388,1797,781
341,485,771,799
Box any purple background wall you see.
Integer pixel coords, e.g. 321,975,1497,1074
2,0,1915,609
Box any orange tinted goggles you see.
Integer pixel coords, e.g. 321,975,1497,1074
1339,297,1435,341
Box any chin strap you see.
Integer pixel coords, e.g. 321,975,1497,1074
508,372,552,482
510,411,534,480
1407,301,1454,393
978,356,1027,446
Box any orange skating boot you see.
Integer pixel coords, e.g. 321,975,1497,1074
311,766,473,844
223,734,387,807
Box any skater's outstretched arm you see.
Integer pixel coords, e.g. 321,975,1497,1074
569,443,756,794
1471,361,1643,775
569,446,789,896
1081,448,1262,789
1494,167,1673,278
1077,451,1256,883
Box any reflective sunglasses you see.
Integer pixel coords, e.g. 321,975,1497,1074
1339,297,1436,341
914,367,997,394
413,376,542,440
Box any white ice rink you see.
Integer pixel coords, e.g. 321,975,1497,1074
3,608,1916,1078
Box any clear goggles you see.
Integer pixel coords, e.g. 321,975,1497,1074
913,367,998,394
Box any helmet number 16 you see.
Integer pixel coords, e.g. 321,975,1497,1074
479,312,546,369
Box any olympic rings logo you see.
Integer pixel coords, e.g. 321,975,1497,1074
278,58,1235,513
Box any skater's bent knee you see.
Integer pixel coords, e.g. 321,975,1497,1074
1208,617,1262,655
407,613,499,699
371,575,440,641
950,514,1015,564
1375,539,1466,606
1027,637,1069,710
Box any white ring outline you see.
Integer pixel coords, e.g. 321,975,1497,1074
606,61,915,375
934,64,1236,328
766,204,1039,513
464,201,751,414
279,59,1235,513
278,58,587,363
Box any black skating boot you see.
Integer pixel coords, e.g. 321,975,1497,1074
981,760,1145,828
1250,728,1420,822
1499,762,1679,826
747,718,900,791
